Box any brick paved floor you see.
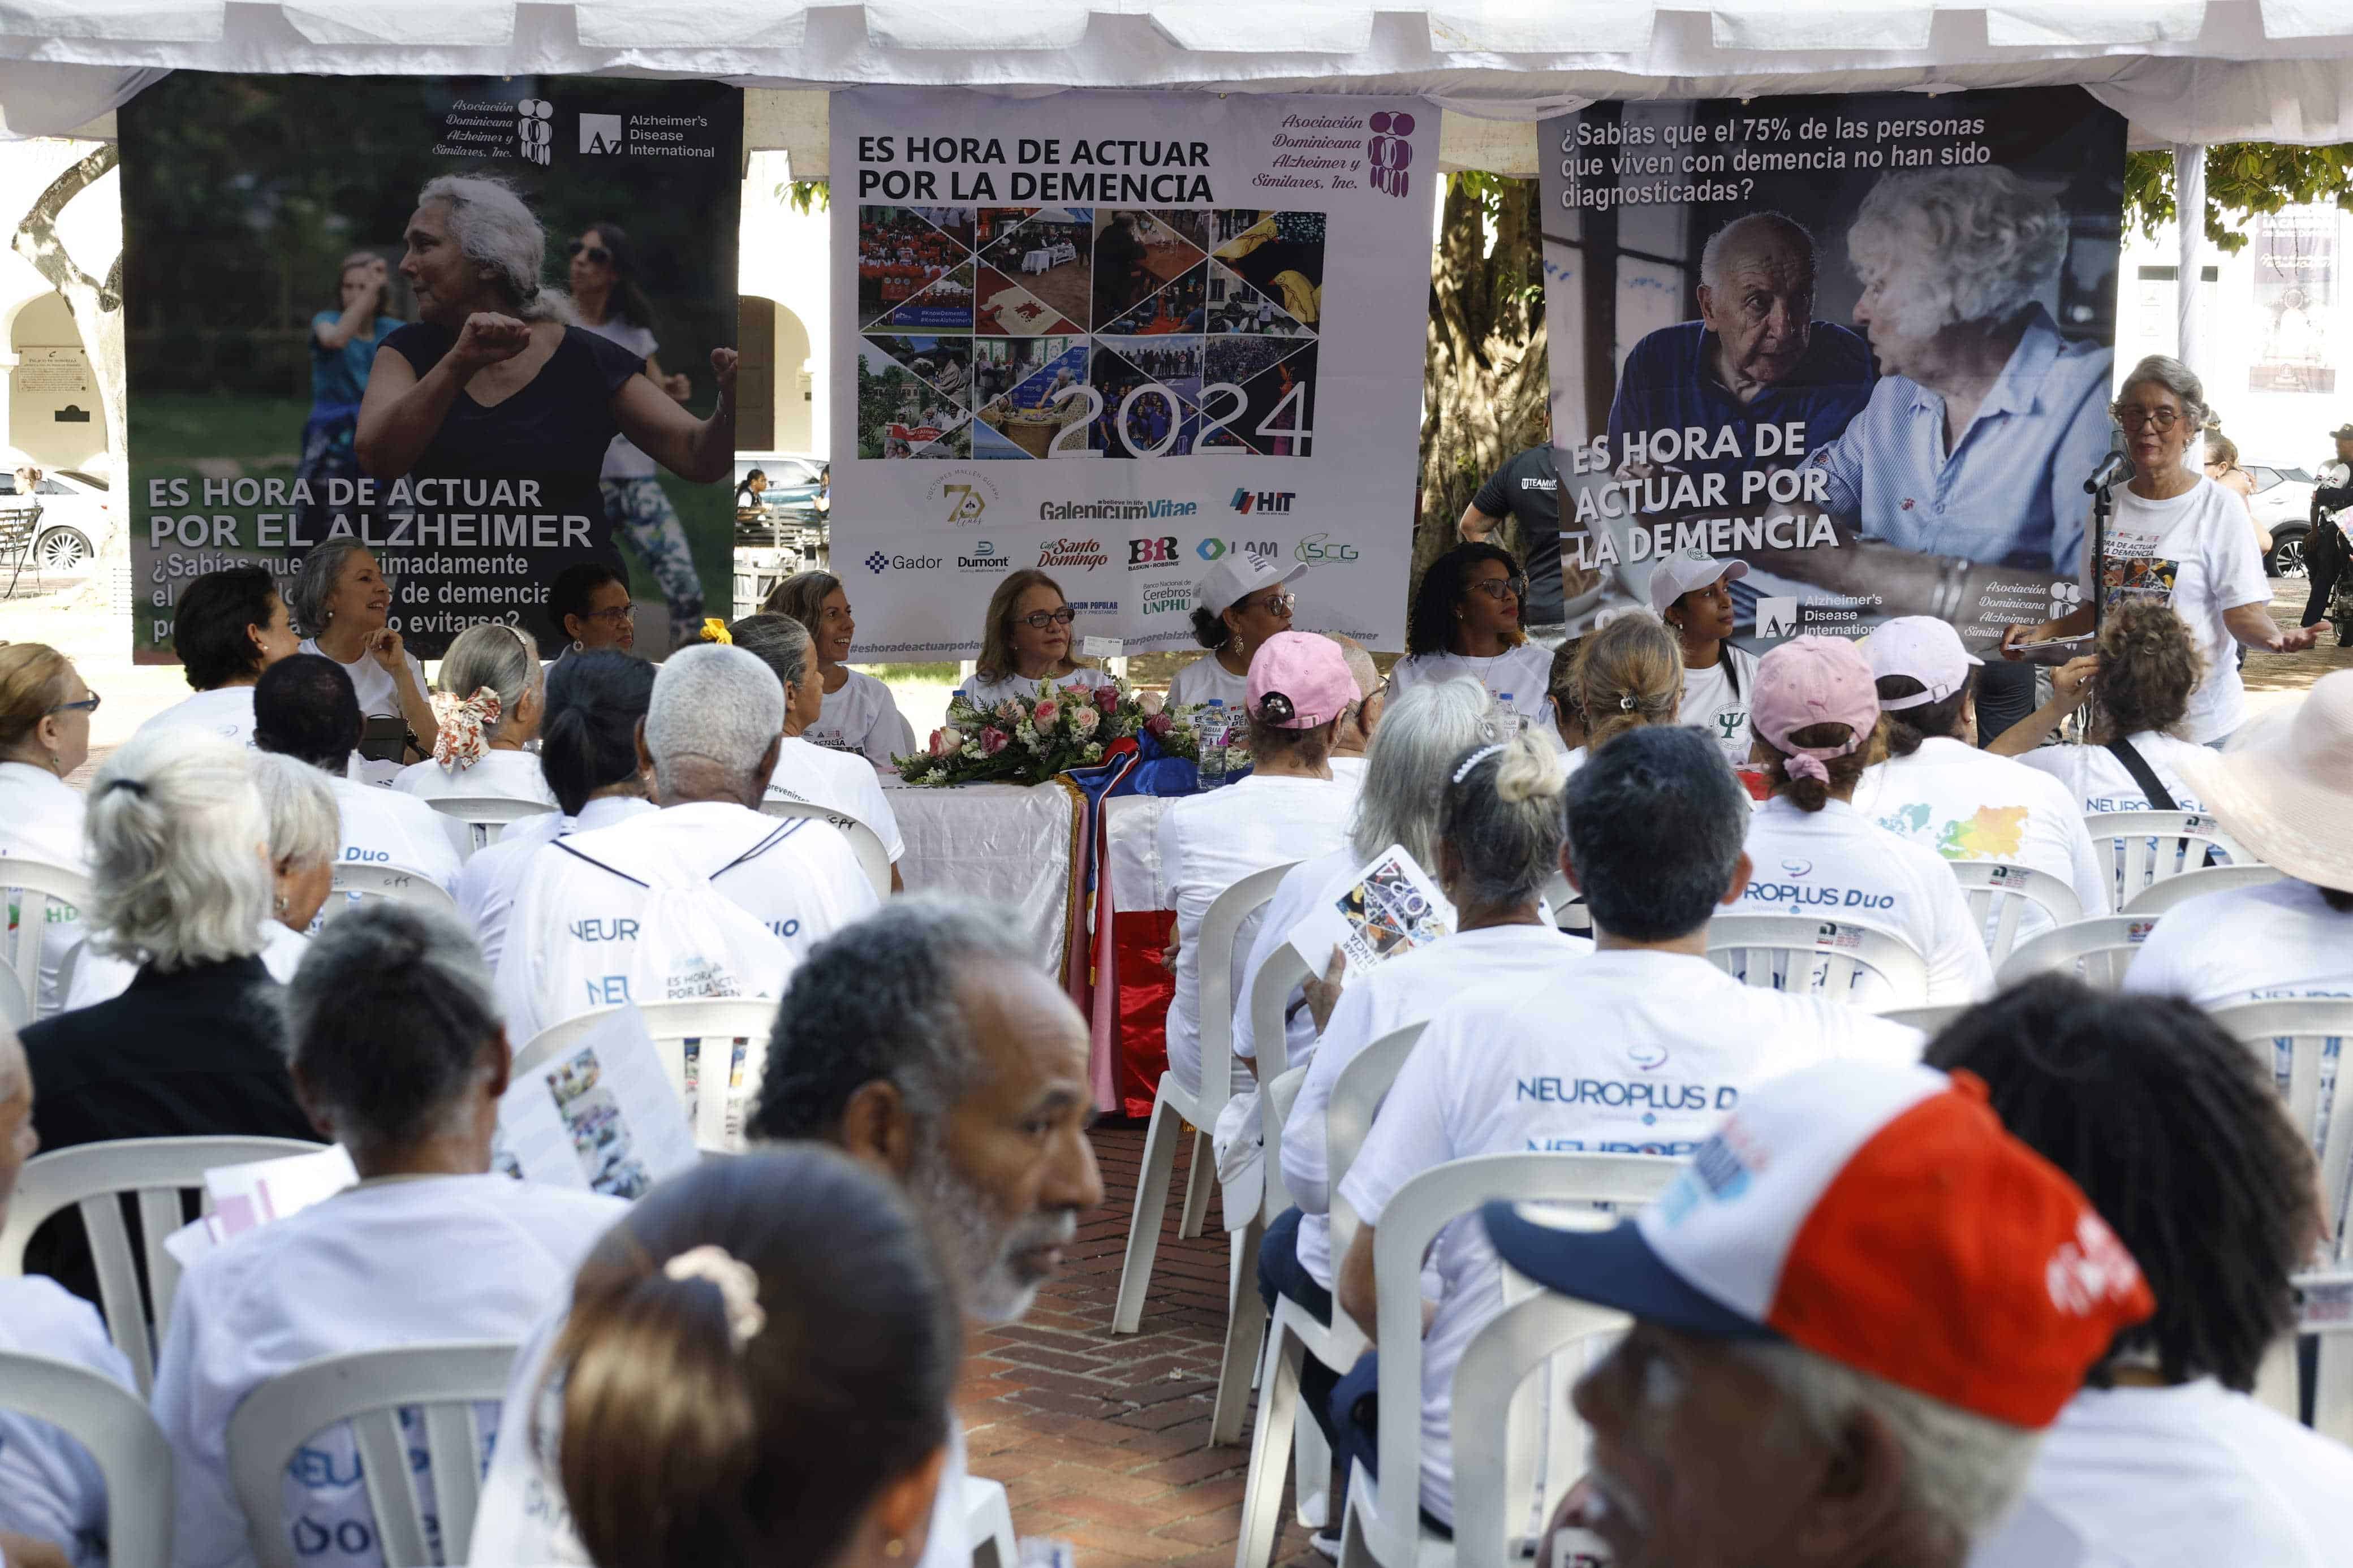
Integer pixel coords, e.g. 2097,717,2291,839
963,1121,1330,1568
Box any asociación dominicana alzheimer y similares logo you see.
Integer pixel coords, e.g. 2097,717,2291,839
1368,110,1413,198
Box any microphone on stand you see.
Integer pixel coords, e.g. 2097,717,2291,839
2084,446,2135,495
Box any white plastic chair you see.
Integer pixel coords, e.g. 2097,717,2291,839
0,1135,324,1397
1946,860,2082,966
760,797,893,899
1341,1153,1683,1568
1450,1288,1632,1568
2118,862,2283,917
964,1475,1019,1568
1994,914,2161,990
324,863,462,922
0,1349,174,1568
0,856,89,1025
2083,810,2248,913
1703,914,1929,1013
423,795,558,858
1877,1003,1968,1036
516,997,783,1151
1113,861,1295,1339
226,1340,519,1568
1236,1021,1427,1568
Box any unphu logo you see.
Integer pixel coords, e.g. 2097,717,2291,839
1367,110,1414,198
515,99,553,165
1230,489,1295,515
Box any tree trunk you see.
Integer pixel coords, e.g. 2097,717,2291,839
12,144,126,585
1414,174,1552,590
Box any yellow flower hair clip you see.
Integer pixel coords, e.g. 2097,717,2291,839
700,617,733,645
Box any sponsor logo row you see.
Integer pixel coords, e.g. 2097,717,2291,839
864,532,1361,577
930,469,1301,528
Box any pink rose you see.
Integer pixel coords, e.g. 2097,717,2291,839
1070,706,1100,737
1092,683,1119,714
980,727,1010,755
995,698,1023,723
929,726,962,758
1033,698,1061,727
1144,710,1175,740
1138,690,1166,717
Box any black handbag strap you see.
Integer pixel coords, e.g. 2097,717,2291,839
2104,737,2178,813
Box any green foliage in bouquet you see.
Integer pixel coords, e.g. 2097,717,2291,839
893,681,1248,787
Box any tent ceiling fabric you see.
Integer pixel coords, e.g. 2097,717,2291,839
6,2,2353,147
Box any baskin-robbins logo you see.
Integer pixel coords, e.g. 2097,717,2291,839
1367,109,1415,198
937,469,998,526
1196,537,1278,563
956,539,1011,573
1128,535,1179,569
1296,532,1359,564
1230,489,1295,515
1038,537,1109,570
864,550,944,576
515,99,553,166
579,112,624,155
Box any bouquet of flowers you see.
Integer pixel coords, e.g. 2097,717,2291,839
897,681,1230,787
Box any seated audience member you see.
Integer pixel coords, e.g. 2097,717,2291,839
1330,727,1924,1531
1322,633,1384,785
63,751,336,1007
0,1021,139,1568
454,653,657,973
0,644,94,1017
496,645,878,1045
135,566,301,748
546,561,635,668
1989,602,2210,815
1650,548,1760,764
962,569,1114,711
290,539,437,764
725,614,906,889
1484,1058,2153,1568
1563,610,1683,774
1928,980,2353,1566
471,897,1102,1568
1387,542,1562,749
764,571,918,766
1852,616,2106,930
253,654,462,894
20,730,320,1302
1742,636,1993,1005
1170,554,1308,713
1160,633,1364,1107
2126,669,2353,1007
393,621,558,854
544,1150,959,1568
1547,638,1585,752
151,902,625,1568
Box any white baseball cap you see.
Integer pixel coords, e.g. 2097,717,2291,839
1646,548,1749,616
1193,552,1307,620
1864,615,1983,710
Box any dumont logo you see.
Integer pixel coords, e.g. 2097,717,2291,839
937,469,998,526
1196,537,1278,563
864,550,943,575
1295,532,1359,563
956,539,1010,573
1128,535,1179,569
515,99,553,166
579,113,624,156
1038,537,1109,570
1230,489,1296,516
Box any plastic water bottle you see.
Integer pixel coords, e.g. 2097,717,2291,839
1497,693,1526,736
1197,699,1229,788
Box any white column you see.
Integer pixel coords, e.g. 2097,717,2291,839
2174,142,2207,371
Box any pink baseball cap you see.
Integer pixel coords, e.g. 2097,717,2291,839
1246,630,1358,729
1751,634,1880,781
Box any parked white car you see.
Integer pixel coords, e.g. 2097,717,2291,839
0,466,109,575
2238,463,2320,577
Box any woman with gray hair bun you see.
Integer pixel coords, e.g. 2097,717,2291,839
151,899,628,1568
723,614,907,890
356,174,737,654
392,619,558,853
2001,353,2319,744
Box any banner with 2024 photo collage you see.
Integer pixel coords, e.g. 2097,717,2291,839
1535,86,2126,658
830,89,1437,656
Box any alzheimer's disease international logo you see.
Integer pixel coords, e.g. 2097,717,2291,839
580,114,624,155
1755,597,1799,640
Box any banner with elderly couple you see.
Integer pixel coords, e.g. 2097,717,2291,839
1535,87,2126,657
123,73,743,662
829,88,1436,656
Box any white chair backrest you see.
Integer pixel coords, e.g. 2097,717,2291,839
1,856,90,1025
515,997,783,1150
2118,862,2283,917
1450,1289,1631,1568
323,864,461,922
1703,914,1929,1013
2084,810,2248,913
1193,862,1297,1136
423,796,558,857
1877,1003,1968,1036
226,1340,519,1568
1262,1062,1309,1221
2208,999,2353,1250
0,1135,324,1397
1946,860,2082,965
1539,869,1591,935
1365,1153,1680,1568
1994,913,2161,990
759,797,893,899
1324,1021,1429,1265
1246,940,1313,1082
0,1349,175,1568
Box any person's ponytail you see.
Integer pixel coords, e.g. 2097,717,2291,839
538,652,656,815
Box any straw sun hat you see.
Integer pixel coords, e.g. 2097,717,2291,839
2175,669,2353,891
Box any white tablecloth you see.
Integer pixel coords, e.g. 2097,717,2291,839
883,779,1077,972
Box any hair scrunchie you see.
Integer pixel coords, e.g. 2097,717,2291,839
1785,753,1833,785
700,618,734,645
429,686,502,771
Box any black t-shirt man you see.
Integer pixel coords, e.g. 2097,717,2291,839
1461,445,1567,627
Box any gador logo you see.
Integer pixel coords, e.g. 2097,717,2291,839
863,551,891,574
580,113,623,155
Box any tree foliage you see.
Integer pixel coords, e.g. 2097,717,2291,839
2125,144,2353,253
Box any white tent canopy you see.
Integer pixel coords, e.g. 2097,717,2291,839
5,1,2353,152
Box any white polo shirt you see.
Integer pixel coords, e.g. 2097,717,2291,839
326,774,463,894
0,761,88,1018
1677,645,1761,766
1739,796,1994,1006
1336,948,1923,1527
807,669,919,770
391,750,559,858
1851,737,2108,935
765,737,906,863
2017,732,2209,817
0,1276,139,1568
454,797,655,974
135,686,258,750
2123,878,2353,1010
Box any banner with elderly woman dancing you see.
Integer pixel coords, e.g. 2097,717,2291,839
122,74,742,662
1536,87,2126,660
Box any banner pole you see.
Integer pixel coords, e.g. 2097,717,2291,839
2174,142,2207,375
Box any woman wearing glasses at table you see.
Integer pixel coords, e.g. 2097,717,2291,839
547,560,637,671
963,569,1115,710
1169,554,1307,713
1999,355,2318,748
0,642,97,1016
1387,541,1567,753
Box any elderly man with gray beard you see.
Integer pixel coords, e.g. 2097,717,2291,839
467,895,1104,1568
